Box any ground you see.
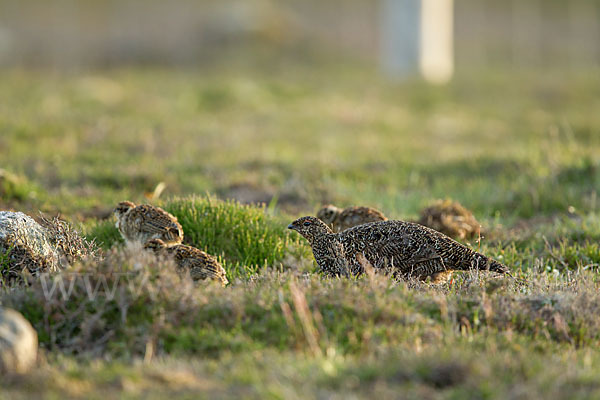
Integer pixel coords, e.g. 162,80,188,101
1,60,600,399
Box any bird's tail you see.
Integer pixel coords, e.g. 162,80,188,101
487,258,512,276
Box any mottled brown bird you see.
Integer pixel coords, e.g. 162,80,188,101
114,201,183,246
144,239,229,286
317,204,387,232
417,199,482,240
288,216,509,282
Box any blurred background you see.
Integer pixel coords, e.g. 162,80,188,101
1,0,599,222
1,0,598,74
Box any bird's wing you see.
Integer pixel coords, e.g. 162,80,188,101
378,236,440,264
342,221,446,275
138,206,182,235
177,247,226,281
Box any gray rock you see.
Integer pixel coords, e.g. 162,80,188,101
0,211,60,280
0,307,38,374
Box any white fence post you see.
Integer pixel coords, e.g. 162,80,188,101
420,0,454,83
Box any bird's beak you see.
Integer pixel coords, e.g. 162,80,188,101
287,224,295,230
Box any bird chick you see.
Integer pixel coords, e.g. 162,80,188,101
288,216,509,282
316,205,341,227
114,201,183,246
417,200,482,240
144,239,229,286
317,204,387,232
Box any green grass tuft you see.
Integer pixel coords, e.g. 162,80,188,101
165,196,310,276
0,169,40,203
84,219,123,250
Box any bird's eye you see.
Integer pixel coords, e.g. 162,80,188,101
303,221,311,226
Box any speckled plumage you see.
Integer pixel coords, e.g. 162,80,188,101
317,204,387,232
114,201,183,246
288,216,509,281
417,199,481,240
144,239,228,286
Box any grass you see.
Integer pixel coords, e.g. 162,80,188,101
4,266,600,398
86,195,311,279
0,169,42,209
1,60,600,398
2,67,599,220
165,196,310,276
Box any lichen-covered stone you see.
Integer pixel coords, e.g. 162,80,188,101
0,211,60,281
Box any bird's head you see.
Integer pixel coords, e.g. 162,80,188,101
316,204,340,225
144,238,167,252
287,216,333,243
114,201,136,218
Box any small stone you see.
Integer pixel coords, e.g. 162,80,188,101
0,307,38,374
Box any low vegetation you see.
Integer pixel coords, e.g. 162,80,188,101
1,63,600,397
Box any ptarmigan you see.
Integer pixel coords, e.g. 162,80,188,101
144,239,229,286
114,201,183,246
317,204,387,232
288,216,509,282
417,199,482,240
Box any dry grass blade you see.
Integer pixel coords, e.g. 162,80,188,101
39,213,101,266
289,280,322,357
